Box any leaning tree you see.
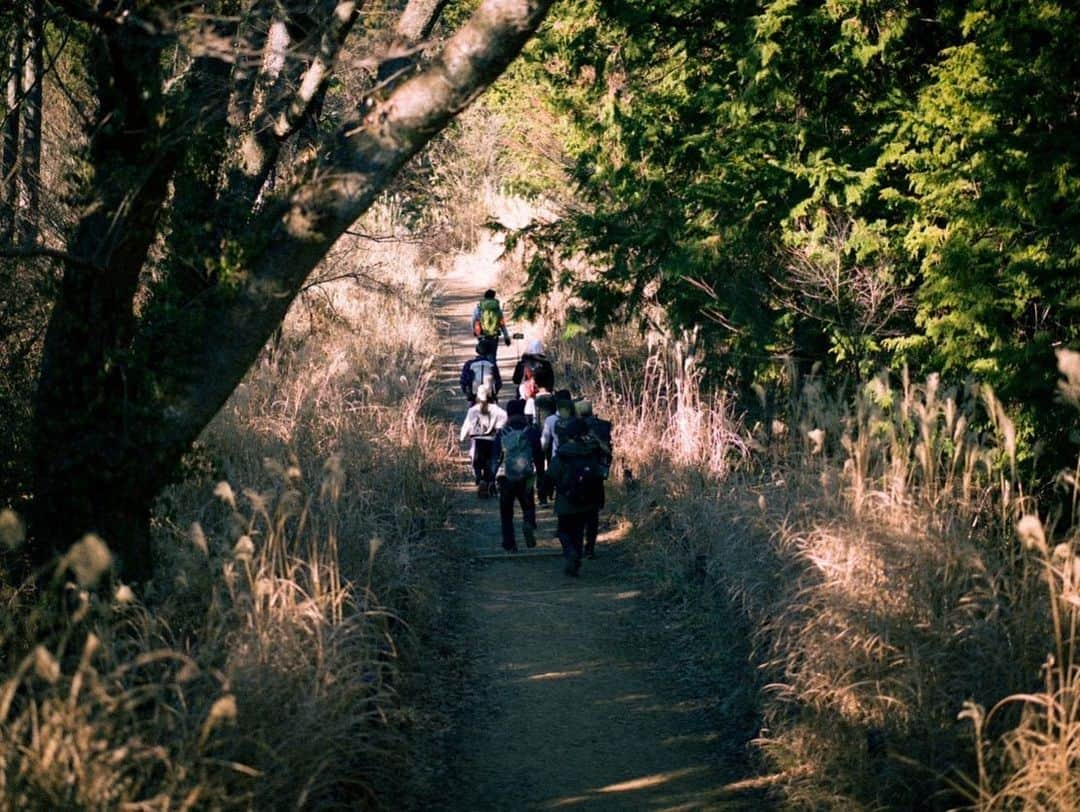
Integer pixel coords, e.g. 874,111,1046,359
21,0,555,581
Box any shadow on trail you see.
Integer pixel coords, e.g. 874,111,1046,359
423,268,773,811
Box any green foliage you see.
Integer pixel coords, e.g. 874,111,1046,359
511,0,1079,478
895,2,1080,390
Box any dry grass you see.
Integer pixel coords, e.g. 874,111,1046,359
536,317,1078,809
958,350,1080,811
0,213,461,809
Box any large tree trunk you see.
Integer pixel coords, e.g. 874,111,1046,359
29,14,183,583
1,15,22,244
17,0,42,246
28,0,557,584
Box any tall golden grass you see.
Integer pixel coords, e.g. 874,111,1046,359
0,231,460,809
539,317,1080,809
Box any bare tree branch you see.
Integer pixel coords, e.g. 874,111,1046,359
396,0,450,43
149,0,557,456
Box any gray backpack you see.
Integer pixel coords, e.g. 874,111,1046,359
500,428,534,481
468,358,496,395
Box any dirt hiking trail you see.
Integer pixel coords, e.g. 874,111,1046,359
426,258,770,811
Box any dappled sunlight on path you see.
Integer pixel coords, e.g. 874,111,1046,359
426,258,767,810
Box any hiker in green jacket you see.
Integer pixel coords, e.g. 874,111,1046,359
472,289,511,362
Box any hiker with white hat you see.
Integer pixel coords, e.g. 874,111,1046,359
459,383,508,498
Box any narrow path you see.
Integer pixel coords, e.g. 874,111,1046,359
428,260,768,811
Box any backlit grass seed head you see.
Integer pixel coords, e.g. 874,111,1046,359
752,382,767,409
242,488,267,516
1056,348,1080,407
0,508,25,549
213,480,236,509
233,535,255,562
1017,514,1048,554
278,488,304,518
1000,412,1017,468
33,646,60,684
65,533,112,587
254,577,273,599
190,521,209,556
199,694,238,749
807,428,825,454
321,453,345,503
263,457,286,480
114,584,136,604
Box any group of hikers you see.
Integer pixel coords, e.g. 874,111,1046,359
458,290,612,577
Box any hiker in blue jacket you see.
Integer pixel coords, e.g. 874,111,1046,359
460,342,502,405
492,399,544,552
538,389,573,504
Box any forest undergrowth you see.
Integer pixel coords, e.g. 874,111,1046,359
538,312,1080,810
0,221,462,809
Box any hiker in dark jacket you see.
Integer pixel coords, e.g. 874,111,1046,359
549,417,605,576
512,339,555,393
492,399,544,552
576,399,613,559
460,342,502,405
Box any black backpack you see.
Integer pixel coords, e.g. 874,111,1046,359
556,448,604,506
586,416,613,478
525,356,554,391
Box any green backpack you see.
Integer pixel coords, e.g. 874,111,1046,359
478,298,502,336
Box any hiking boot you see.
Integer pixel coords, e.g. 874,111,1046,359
564,557,580,577
477,482,488,498
523,525,536,548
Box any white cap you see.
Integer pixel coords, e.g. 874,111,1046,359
476,383,492,403
526,339,544,355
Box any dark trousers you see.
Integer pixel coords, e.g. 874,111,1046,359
472,438,496,484
557,512,589,562
499,477,536,550
537,451,554,503
584,509,599,556
478,335,499,363
584,483,604,554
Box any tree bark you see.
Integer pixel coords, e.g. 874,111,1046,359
17,0,42,246
29,0,557,583
1,14,23,244
30,13,184,582
396,0,449,43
